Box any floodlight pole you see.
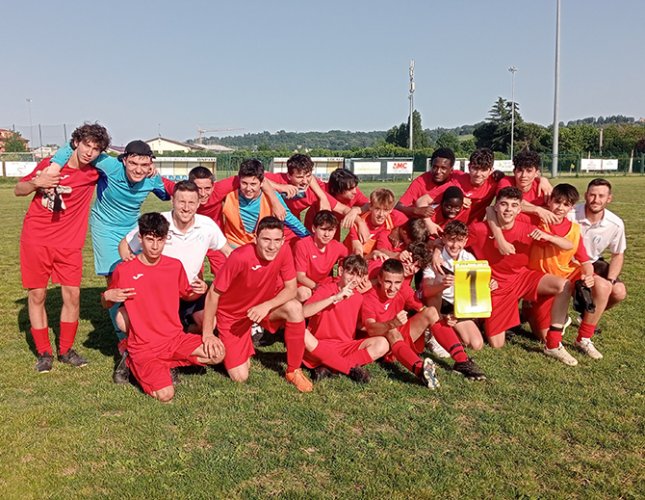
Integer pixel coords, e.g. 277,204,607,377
26,98,33,149
508,66,518,159
409,60,415,150
551,0,561,178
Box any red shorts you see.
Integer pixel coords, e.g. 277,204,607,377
127,333,204,395
484,268,545,338
303,338,367,369
20,243,83,288
527,272,579,331
217,313,285,371
380,321,425,363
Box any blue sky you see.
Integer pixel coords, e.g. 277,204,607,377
2,0,643,146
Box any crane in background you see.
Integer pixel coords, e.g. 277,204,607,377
196,127,245,144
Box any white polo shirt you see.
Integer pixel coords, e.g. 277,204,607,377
126,212,227,281
570,203,626,262
422,248,476,304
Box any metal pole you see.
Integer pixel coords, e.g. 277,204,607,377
26,98,33,149
409,60,415,150
551,0,561,178
508,66,518,159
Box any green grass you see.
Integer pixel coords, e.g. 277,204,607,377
1,177,643,499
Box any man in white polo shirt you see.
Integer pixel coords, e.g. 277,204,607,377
572,178,627,311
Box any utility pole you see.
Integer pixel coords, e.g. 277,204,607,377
551,0,561,178
508,66,518,159
408,60,415,150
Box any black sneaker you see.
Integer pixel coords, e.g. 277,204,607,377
348,365,371,383
170,368,181,385
311,366,334,382
453,359,486,381
113,351,130,384
57,349,88,367
35,352,53,373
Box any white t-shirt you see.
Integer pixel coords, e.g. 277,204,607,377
422,248,476,304
570,204,626,262
126,211,227,282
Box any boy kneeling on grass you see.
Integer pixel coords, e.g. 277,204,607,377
102,213,225,402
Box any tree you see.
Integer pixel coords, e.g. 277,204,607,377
436,132,460,151
473,97,523,154
2,131,28,152
385,110,428,149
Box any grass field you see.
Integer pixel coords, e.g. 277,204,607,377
0,176,643,499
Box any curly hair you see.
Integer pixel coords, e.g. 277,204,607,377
286,154,314,175
70,123,110,151
469,148,494,170
513,150,541,171
431,147,456,167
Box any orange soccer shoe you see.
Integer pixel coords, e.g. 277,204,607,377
285,368,313,393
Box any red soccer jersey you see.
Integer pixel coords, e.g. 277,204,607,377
304,183,370,235
361,282,423,325
19,158,100,249
346,209,408,246
294,236,348,283
496,176,545,207
455,175,498,223
431,206,469,228
306,278,363,342
163,176,237,227
265,172,338,218
214,242,296,320
110,255,192,358
467,219,539,283
399,171,466,207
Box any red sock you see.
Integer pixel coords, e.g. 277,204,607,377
546,325,564,349
391,340,423,377
577,321,596,342
31,327,52,355
59,321,78,355
431,322,468,363
284,321,306,373
309,341,352,374
117,337,128,355
345,348,374,367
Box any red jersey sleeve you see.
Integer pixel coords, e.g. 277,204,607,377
294,238,309,273
360,294,379,324
212,176,238,203
354,188,370,207
374,231,393,251
399,176,427,206
214,251,243,293
109,265,123,290
495,176,514,194
177,262,193,299
402,285,423,311
306,280,337,305
391,209,408,226
162,177,176,197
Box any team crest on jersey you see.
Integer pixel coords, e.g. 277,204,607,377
251,265,262,271
384,303,391,311
132,273,144,280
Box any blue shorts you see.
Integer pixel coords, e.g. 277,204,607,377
90,223,135,276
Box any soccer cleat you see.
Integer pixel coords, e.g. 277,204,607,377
170,368,181,385
251,323,265,347
575,338,604,360
453,359,487,381
311,366,334,382
113,351,130,384
420,357,440,389
57,349,88,367
543,344,578,366
285,369,313,393
427,335,451,359
348,365,371,383
35,352,54,373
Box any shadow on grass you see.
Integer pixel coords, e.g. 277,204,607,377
16,286,118,359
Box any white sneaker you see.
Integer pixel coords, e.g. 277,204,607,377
544,344,578,366
427,335,451,359
575,338,603,360
562,316,572,336
421,358,440,390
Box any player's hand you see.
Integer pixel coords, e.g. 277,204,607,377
202,333,225,361
529,228,549,242
431,250,446,275
489,278,499,291
412,205,434,218
462,197,472,209
271,200,287,221
536,207,559,225
370,250,388,262
280,184,299,198
104,288,136,302
537,176,553,200
393,310,408,327
190,278,208,295
147,164,159,178
444,314,457,327
341,207,360,229
334,284,354,303
34,169,61,189
496,238,516,255
356,276,372,294
581,274,595,288
399,250,413,264
442,274,455,288
426,220,443,237
247,303,271,323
